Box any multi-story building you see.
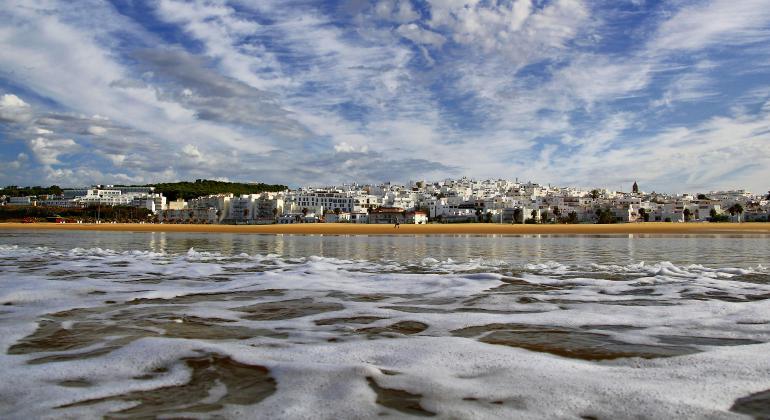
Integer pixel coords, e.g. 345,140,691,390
288,190,354,213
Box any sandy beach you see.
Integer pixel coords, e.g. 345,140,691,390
2,222,769,235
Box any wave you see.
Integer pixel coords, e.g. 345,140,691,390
1,243,769,418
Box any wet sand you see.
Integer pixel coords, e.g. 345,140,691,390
2,233,770,418
2,222,769,235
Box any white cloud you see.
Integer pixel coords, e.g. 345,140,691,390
334,142,368,153
104,153,126,166
395,23,446,47
86,125,107,135
554,55,651,107
182,144,202,159
0,1,281,171
650,70,718,109
8,152,29,170
375,0,419,23
541,108,770,192
1,0,769,191
0,93,28,108
0,93,32,122
650,0,770,53
27,137,79,166
427,0,586,59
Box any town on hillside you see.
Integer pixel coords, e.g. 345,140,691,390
2,178,769,224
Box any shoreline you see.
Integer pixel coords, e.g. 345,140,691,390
2,222,770,235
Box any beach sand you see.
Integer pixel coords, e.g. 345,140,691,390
2,222,769,235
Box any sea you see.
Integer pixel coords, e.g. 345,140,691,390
1,229,769,419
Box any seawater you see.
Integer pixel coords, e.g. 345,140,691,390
1,229,769,419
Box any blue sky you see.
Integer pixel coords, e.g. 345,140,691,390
1,0,769,193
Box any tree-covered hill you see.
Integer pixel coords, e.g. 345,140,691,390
151,179,287,201
0,185,63,197
2,180,286,201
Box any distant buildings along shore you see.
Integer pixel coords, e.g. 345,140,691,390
2,178,769,224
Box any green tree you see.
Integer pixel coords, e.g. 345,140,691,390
0,185,63,197
710,208,718,220
596,208,615,224
552,206,563,223
683,208,692,222
734,203,743,222
566,211,578,224
512,208,522,224
151,179,286,201
590,189,600,199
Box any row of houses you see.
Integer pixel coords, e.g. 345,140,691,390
2,180,769,224
3,186,166,213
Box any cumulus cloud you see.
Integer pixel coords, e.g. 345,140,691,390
0,93,28,108
27,137,79,166
182,144,202,159
0,93,32,123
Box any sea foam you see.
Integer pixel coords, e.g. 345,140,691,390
0,244,768,418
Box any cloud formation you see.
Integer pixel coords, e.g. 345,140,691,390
0,94,32,123
0,0,768,193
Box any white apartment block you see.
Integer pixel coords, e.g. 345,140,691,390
289,190,354,213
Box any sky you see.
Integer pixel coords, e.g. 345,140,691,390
1,0,769,193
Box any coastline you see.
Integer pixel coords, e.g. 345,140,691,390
2,222,769,235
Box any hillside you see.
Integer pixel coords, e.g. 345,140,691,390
151,179,287,201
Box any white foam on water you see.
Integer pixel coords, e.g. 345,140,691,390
0,244,769,418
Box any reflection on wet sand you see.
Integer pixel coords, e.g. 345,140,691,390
452,323,698,360
233,298,345,321
9,304,289,364
57,353,276,417
366,376,435,417
730,388,770,420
